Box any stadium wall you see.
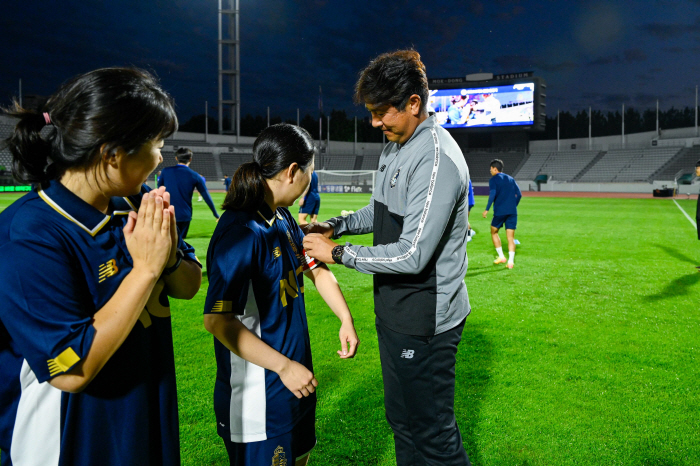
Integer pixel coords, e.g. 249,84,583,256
529,129,700,152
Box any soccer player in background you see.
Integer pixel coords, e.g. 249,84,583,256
696,160,700,269
0,67,202,466
223,174,232,192
158,147,219,239
203,124,358,466
483,158,522,269
298,169,320,225
467,179,476,241
303,49,472,466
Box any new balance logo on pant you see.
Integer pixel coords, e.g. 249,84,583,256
400,349,414,359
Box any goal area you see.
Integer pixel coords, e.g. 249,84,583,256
315,170,375,194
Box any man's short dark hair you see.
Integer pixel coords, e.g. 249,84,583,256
354,49,429,113
176,147,193,163
696,159,700,167
490,159,504,172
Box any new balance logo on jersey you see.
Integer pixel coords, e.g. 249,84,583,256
400,349,414,359
380,164,386,172
98,259,119,283
273,247,282,258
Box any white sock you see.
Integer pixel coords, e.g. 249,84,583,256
508,251,515,263
496,247,505,258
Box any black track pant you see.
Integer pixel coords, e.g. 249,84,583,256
376,317,471,466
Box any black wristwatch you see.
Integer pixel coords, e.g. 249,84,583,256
163,249,184,276
331,245,344,265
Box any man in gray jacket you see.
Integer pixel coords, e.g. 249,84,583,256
303,50,471,466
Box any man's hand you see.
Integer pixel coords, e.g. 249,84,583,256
298,197,305,207
303,233,337,263
482,210,489,219
300,222,334,238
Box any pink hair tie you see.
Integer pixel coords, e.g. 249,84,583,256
43,112,51,125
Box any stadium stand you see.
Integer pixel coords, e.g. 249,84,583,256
361,155,381,170
650,145,700,181
325,155,359,170
151,150,220,181
187,152,219,180
169,139,214,149
514,152,549,180
578,147,682,182
2,115,700,192
537,150,602,181
571,151,607,181
464,151,527,182
219,153,253,176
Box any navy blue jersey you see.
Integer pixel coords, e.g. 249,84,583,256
158,164,219,222
468,179,475,208
0,181,199,466
486,172,521,216
204,204,319,443
306,172,319,200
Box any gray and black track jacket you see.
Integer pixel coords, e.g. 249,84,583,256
327,115,471,336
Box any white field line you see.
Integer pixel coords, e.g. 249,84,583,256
673,199,697,229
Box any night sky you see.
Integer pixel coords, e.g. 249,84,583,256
2,0,699,123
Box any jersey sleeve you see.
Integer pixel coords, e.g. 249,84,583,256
0,240,96,383
204,225,256,315
485,177,497,211
195,174,220,219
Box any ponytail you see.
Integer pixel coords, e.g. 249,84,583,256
222,162,266,211
3,67,177,186
221,123,316,213
5,102,55,184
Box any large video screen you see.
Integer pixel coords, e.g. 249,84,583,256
429,83,535,129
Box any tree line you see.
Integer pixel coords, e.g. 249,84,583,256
529,106,698,140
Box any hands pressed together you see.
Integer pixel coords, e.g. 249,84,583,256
123,186,179,278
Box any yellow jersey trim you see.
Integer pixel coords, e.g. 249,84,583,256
38,190,110,237
257,210,276,227
122,197,137,211
47,347,80,376
210,300,233,313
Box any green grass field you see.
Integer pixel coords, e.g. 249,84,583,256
1,192,699,465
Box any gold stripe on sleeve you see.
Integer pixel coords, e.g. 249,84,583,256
47,347,81,376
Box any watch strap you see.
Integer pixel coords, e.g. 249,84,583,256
331,245,344,265
162,249,184,276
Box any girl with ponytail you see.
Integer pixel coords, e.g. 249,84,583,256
204,123,359,466
0,68,202,466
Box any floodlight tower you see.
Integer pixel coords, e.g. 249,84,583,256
218,0,240,140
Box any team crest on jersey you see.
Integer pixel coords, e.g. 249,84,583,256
98,259,119,283
390,168,401,188
273,247,282,258
272,445,287,466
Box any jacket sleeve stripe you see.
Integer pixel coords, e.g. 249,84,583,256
355,128,440,264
